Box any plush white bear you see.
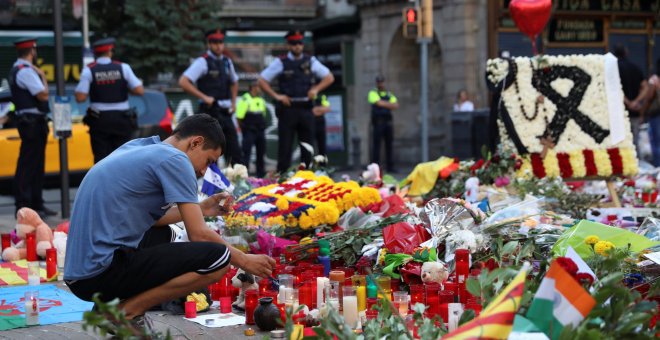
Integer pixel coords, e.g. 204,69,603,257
421,261,449,286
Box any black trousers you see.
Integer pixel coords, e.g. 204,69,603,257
240,114,266,177
276,104,315,173
371,115,394,171
86,110,135,163
66,227,230,302
314,115,327,156
198,107,243,166
14,114,49,212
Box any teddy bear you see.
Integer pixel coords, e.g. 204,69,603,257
421,261,449,286
231,268,259,310
1,208,54,262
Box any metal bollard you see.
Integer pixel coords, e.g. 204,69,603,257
351,135,361,170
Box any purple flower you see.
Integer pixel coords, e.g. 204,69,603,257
495,176,510,187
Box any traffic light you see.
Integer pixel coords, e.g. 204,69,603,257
402,7,419,39
421,0,433,38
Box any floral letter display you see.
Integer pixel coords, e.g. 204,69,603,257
486,55,638,178
227,171,382,230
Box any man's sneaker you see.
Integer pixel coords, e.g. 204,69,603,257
130,314,154,333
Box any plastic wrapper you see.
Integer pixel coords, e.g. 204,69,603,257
551,220,660,259
399,261,423,285
419,198,480,249
338,207,383,230
382,222,426,254
383,253,412,279
484,196,544,226
249,230,296,258
635,217,660,242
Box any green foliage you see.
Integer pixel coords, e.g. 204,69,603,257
82,293,171,339
512,176,601,219
90,0,222,83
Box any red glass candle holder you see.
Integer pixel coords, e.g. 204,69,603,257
311,264,325,277
390,279,401,293
1,233,10,252
46,248,57,280
259,277,271,294
455,260,469,285
439,290,454,304
424,284,441,316
219,296,232,313
245,289,259,325
185,300,197,318
439,303,449,323
365,309,378,320
26,232,37,261
410,284,425,307
261,290,279,305
299,282,312,308
455,249,470,263
366,297,377,311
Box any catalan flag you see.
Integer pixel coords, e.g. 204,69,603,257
525,260,596,339
443,263,529,340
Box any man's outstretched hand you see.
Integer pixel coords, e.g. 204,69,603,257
240,253,277,278
200,192,234,217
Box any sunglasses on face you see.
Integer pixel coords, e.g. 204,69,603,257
287,40,303,46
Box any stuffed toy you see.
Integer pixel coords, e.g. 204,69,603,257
231,268,259,310
421,261,449,286
1,208,54,261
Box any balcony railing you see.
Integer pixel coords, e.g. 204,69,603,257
219,0,318,18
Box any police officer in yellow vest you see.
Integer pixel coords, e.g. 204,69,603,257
368,75,399,173
312,94,330,161
236,82,267,177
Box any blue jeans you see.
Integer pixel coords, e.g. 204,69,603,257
648,115,660,166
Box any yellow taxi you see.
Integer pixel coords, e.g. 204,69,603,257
0,88,174,179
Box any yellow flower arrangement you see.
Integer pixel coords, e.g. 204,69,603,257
227,171,381,230
585,235,600,245
619,147,638,176
568,150,587,178
593,149,612,177
542,150,561,178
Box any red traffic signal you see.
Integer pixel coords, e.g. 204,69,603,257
406,8,417,23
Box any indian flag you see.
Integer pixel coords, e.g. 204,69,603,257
443,263,529,339
526,261,596,339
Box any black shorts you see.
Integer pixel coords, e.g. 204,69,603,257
66,227,231,302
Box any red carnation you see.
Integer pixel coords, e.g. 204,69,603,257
470,159,485,173
575,272,594,286
484,258,500,271
556,257,578,276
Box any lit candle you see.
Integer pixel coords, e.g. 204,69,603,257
342,286,358,329
316,277,328,308
352,274,367,312
26,232,36,262
46,248,57,281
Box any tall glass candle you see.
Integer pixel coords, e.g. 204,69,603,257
393,291,409,317
329,271,345,309
27,261,40,286
409,284,425,307
245,289,259,325
26,232,37,262
425,284,440,316
316,277,329,308
1,233,10,252
327,280,340,311
352,275,366,312
46,248,57,280
342,286,358,329
376,276,392,300
24,291,39,326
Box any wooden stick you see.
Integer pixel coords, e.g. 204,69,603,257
607,181,621,208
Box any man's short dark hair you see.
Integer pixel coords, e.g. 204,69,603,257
171,114,226,152
17,47,32,58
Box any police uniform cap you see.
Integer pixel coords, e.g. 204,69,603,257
14,38,37,50
92,37,116,53
205,29,225,42
375,75,385,83
284,30,305,42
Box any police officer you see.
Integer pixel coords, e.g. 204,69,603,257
179,29,242,166
9,38,56,217
236,81,268,177
75,37,144,163
312,94,330,161
368,75,399,173
258,30,334,173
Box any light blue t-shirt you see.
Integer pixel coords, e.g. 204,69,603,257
64,136,198,280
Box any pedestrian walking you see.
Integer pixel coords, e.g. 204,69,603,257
75,37,144,163
258,29,334,173
368,75,399,173
9,37,56,218
614,43,647,154
236,81,268,177
179,29,242,166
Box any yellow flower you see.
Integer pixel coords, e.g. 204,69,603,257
543,150,560,178
605,241,615,250
594,240,612,255
619,147,638,176
276,197,289,211
593,149,612,177
377,248,388,266
569,150,587,178
585,235,600,245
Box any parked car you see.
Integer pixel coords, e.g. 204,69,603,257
0,87,174,179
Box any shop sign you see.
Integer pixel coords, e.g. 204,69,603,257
548,19,604,43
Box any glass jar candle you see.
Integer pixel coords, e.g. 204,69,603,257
376,276,392,300
393,291,409,317
352,275,367,312
46,248,57,280
342,286,359,329
409,284,425,307
424,284,441,316
245,289,259,325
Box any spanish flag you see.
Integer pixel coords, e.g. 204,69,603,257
443,263,529,340
525,261,596,339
